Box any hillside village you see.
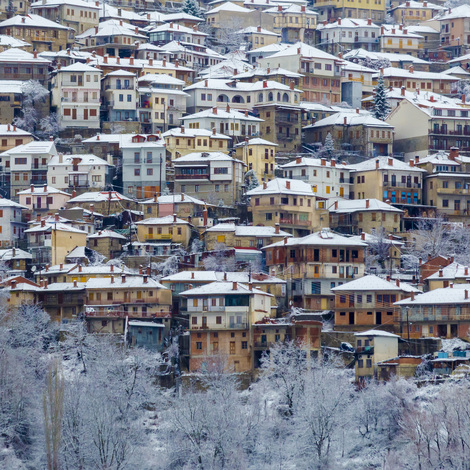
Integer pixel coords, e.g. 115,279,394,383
4,0,470,390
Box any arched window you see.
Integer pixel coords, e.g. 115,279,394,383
268,92,273,101
258,93,263,102
282,93,289,102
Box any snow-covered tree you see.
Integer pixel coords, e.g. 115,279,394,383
203,242,237,272
319,132,335,158
242,169,260,204
39,113,63,139
181,0,201,17
373,75,391,121
358,56,391,71
13,80,50,135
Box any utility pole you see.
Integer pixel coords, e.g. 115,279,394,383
406,306,411,355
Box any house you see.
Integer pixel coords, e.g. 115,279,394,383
0,124,33,153
30,0,100,34
348,156,426,207
376,356,423,381
127,320,166,351
172,151,244,206
317,18,381,55
303,111,395,158
147,22,207,46
314,0,386,23
203,222,292,251
84,274,172,334
0,14,74,52
263,228,367,310
355,330,400,382
328,198,403,235
75,19,147,57
47,154,113,193
120,133,166,199
390,1,445,26
280,156,352,199
181,106,263,140
0,247,32,275
236,25,281,50
135,214,193,249
18,185,71,218
416,148,470,220
407,25,441,60
435,5,470,57
0,198,27,248
333,274,420,333
101,70,139,132
24,216,88,266
379,24,423,57
180,280,274,372
51,62,102,133
163,126,231,160
235,138,277,183
423,261,470,291
137,73,188,133
66,190,139,216
0,81,26,126
141,192,208,220
86,230,127,260
246,178,325,237
258,42,342,104
395,284,470,339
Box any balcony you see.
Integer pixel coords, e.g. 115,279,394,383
279,217,310,226
383,181,421,189
437,187,470,195
175,173,209,180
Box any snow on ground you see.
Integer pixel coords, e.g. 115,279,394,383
440,338,470,352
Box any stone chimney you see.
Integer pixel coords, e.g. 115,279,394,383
263,80,268,88
226,103,230,113
275,223,280,234
286,181,291,190
338,17,341,25
263,181,267,189
296,157,301,164
439,269,443,277
367,18,371,25
388,157,393,166
173,213,177,223
121,274,126,283
466,289,469,300
143,275,148,284
361,232,365,240
449,147,459,160
213,107,217,115
181,125,185,133
366,199,370,208
321,158,326,166
54,213,59,222
224,272,227,281
44,184,47,192
110,264,114,272
111,275,114,284
232,281,237,290
331,159,336,167
290,81,295,90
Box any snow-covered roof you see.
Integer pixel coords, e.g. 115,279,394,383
67,191,132,203
128,320,165,328
376,66,459,82
332,274,419,292
0,124,32,136
99,3,146,20
147,22,207,36
0,35,30,48
265,41,340,62
380,25,423,39
0,80,24,94
424,262,470,281
204,222,292,237
391,0,444,10
305,111,393,129
263,228,368,249
0,248,32,260
236,26,281,36
442,66,470,77
264,3,316,14
348,156,426,173
180,280,271,296
184,77,301,93
87,229,127,240
161,270,285,284
280,156,351,169
162,128,231,140
234,137,278,147
76,19,147,39
103,69,137,78
355,329,400,338
231,66,303,80
1,140,55,156
25,221,87,234
436,4,470,19
31,0,100,8
48,154,110,167
161,12,203,22
83,276,167,290
318,18,380,30
138,73,185,86
328,198,403,214
246,178,314,196
135,215,190,225
0,13,72,29
173,151,236,163
205,2,252,14
181,107,263,122
59,62,98,73
344,48,430,65
417,151,460,166
17,185,70,196
395,284,470,305
0,198,27,209
348,232,404,246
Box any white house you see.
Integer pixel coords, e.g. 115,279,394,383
51,62,102,130
0,198,27,247
47,153,114,192
101,69,138,124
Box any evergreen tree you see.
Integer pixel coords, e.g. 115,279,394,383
241,169,260,204
181,0,201,17
373,75,391,121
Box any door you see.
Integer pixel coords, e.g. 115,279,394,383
84,108,88,120
220,123,224,134
376,311,382,325
72,109,77,120
349,312,354,325
36,197,41,209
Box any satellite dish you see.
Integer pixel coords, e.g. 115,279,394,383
31,266,37,272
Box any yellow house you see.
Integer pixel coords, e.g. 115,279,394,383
87,230,127,260
0,124,33,152
379,25,423,57
203,222,292,251
163,126,231,160
389,0,445,26
237,25,281,49
235,137,278,183
135,214,192,248
246,178,327,237
314,0,386,23
24,219,87,266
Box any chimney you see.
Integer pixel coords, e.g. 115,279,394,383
45,264,49,272
11,280,16,289
381,26,384,35
356,108,359,114
296,157,301,164
386,275,391,282
111,275,114,284
334,201,338,210
286,181,290,189
203,207,208,227
212,127,216,135
224,272,227,281
180,125,185,133
116,57,120,65
367,18,371,25
263,181,267,189
466,266,469,276
78,264,82,273
344,116,347,126
40,278,44,288
267,67,270,75
331,159,336,167
409,160,415,167
226,104,230,113
463,94,467,105
439,269,443,277
60,263,63,269
466,290,469,299
301,5,305,11
232,281,237,290
130,57,134,65
392,28,396,34
449,147,459,160
41,220,45,227
366,199,370,208
173,213,177,223
204,79,208,87
44,280,48,289
175,59,179,68
290,81,295,90
277,4,282,10
396,279,400,287
143,275,148,284
191,272,195,279
323,20,327,26
36,214,40,222
411,291,415,301
361,232,365,240
73,280,77,288
31,184,35,193
257,25,261,32
297,47,301,55
121,274,126,283
44,184,47,192
139,265,143,275
388,157,393,166
275,223,280,234
321,158,326,166
149,58,153,66
263,80,268,88
110,264,114,272
249,282,253,291
415,156,419,164
54,213,59,222
338,17,341,25
419,257,422,265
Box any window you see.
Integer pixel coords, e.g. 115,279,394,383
192,316,197,324
147,169,153,176
196,342,202,350
134,169,140,176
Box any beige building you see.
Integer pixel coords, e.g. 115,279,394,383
389,1,445,26
87,230,127,260
135,214,193,249
0,124,33,153
379,24,423,56
237,25,280,49
235,138,277,183
246,178,327,237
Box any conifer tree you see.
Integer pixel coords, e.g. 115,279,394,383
373,75,391,121
181,0,201,17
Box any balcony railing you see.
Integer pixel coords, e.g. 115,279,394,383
175,173,209,180
279,218,310,226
